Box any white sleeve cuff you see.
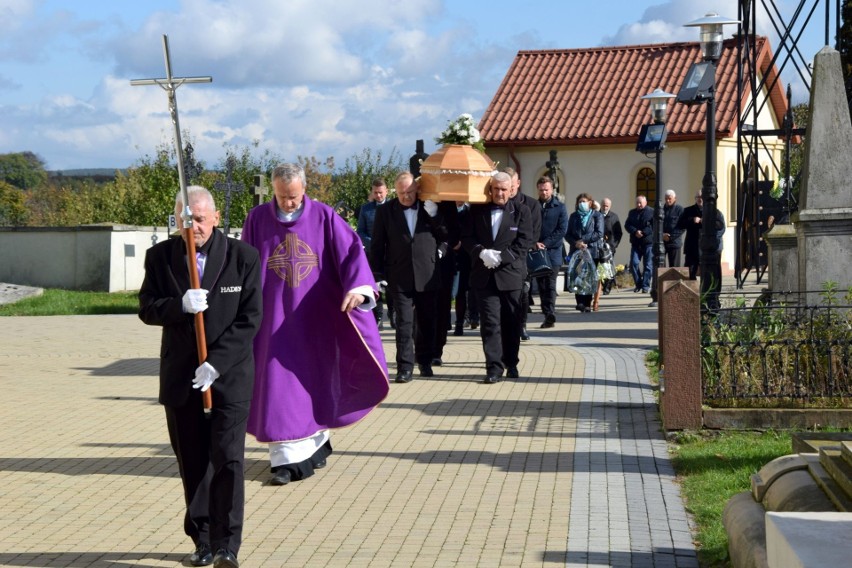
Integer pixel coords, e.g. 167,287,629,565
349,284,377,311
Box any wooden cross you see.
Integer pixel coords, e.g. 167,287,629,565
214,155,244,235
253,174,269,206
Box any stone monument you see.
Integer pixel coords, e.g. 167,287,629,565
794,47,852,302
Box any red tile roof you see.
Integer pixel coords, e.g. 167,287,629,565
479,37,787,147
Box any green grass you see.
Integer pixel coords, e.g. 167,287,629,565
669,430,792,567
0,289,139,316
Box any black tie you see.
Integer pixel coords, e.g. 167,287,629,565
401,203,418,211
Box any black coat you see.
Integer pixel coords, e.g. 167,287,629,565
138,230,263,407
663,203,685,249
678,204,726,263
369,198,449,293
566,210,604,257
462,201,533,291
538,197,569,269
513,192,542,244
625,206,654,247
603,210,623,251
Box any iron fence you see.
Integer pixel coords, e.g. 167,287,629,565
700,290,852,406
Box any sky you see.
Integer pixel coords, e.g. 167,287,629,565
0,0,836,171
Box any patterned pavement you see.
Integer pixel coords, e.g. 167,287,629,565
0,285,699,567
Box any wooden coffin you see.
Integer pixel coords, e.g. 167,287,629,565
418,144,497,203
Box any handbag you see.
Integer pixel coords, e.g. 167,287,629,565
526,248,552,278
598,241,613,262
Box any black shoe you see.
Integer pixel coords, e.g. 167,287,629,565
575,305,583,312
583,306,592,312
470,321,479,330
520,328,530,341
431,358,443,367
191,543,213,567
270,467,291,486
395,370,413,383
540,313,555,328
453,325,464,336
539,320,554,328
506,367,519,379
213,549,239,568
418,364,434,377
378,322,385,331
313,457,327,469
483,374,501,384
634,287,642,293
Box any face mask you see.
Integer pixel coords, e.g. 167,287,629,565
578,201,590,213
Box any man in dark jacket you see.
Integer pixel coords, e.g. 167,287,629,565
678,192,726,280
624,195,654,293
535,176,568,327
600,197,623,295
139,186,262,568
370,171,449,382
462,172,533,383
504,167,541,341
357,178,390,328
662,189,685,267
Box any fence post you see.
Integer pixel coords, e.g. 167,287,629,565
660,279,702,430
657,267,690,363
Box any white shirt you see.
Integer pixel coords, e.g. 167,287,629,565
403,203,418,237
490,208,504,241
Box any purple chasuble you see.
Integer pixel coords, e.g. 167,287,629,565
242,197,389,442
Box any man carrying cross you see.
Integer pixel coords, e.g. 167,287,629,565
241,163,389,486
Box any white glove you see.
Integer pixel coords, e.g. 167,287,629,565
192,361,220,392
377,280,388,292
182,288,208,313
479,249,501,269
423,199,438,217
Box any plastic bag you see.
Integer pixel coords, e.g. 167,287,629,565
566,249,597,295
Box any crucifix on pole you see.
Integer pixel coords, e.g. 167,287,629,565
130,35,214,414
214,155,245,236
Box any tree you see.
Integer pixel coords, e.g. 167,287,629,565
329,148,404,225
0,152,48,189
0,180,28,225
115,144,181,226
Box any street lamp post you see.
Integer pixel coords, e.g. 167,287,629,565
678,12,739,314
637,88,676,308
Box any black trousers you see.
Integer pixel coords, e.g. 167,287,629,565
536,268,558,317
434,281,453,358
165,397,250,556
391,287,437,370
475,281,522,376
665,245,682,268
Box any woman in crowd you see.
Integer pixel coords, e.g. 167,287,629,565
565,193,604,312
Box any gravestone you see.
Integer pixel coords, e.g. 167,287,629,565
253,175,268,207
795,47,852,302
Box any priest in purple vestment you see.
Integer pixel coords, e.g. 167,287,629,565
241,163,389,486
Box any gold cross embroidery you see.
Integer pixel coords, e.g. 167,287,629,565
267,233,319,287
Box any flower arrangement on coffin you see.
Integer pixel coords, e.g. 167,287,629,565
418,113,497,204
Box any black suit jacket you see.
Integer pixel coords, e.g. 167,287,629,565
370,198,449,292
139,230,263,407
462,201,533,291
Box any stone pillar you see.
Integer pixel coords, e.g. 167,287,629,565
764,224,798,293
660,279,702,431
657,267,690,362
795,47,852,303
